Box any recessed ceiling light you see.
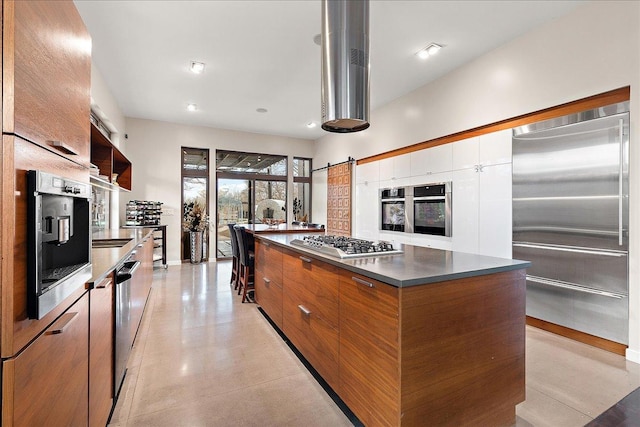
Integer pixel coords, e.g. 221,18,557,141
306,121,317,128
256,108,268,113
190,61,205,74
187,103,198,112
416,43,442,60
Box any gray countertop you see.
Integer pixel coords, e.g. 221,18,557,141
255,234,531,288
89,228,155,284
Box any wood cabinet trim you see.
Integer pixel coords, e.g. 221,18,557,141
2,0,15,133
357,86,630,165
1,135,16,357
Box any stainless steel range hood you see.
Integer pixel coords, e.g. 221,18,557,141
321,0,370,133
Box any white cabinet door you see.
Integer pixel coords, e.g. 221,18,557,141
479,129,512,166
378,157,394,182
394,153,411,179
451,168,479,253
428,143,453,174
452,136,479,171
410,149,428,177
354,182,380,241
478,163,512,258
410,144,452,177
355,161,380,184
379,153,411,181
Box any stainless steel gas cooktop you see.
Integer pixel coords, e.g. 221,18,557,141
290,235,403,259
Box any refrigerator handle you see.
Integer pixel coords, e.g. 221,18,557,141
618,118,624,246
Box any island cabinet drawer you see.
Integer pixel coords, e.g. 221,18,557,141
254,273,283,329
255,240,283,283
282,289,340,391
282,249,340,329
339,274,400,427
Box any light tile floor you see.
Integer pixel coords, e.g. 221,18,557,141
108,262,640,427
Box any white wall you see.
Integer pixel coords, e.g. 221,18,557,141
124,118,315,265
312,1,640,362
90,63,126,148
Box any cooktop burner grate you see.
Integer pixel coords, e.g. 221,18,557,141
290,235,403,259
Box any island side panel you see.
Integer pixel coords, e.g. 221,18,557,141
399,269,526,426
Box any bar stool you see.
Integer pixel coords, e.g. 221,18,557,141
234,226,255,303
227,223,239,290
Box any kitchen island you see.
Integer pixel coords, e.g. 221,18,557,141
253,233,530,427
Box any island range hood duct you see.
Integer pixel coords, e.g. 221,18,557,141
321,0,370,133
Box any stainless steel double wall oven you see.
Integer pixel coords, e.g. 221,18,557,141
380,182,452,237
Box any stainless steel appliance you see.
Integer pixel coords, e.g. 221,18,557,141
512,101,629,344
380,187,412,232
290,235,403,258
413,182,452,237
27,170,92,319
114,256,140,397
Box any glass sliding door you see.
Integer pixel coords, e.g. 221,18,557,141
181,147,209,261
216,178,249,257
215,150,288,258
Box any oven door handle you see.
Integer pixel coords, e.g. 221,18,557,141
381,198,405,203
413,196,446,201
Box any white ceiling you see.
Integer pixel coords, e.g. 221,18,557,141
74,0,583,141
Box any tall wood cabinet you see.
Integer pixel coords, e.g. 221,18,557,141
1,1,95,425
2,0,92,167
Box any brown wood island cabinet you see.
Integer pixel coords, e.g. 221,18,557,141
254,235,528,427
282,247,341,391
254,240,284,329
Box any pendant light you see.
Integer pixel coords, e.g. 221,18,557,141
321,0,370,133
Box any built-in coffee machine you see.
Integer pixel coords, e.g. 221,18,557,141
27,170,92,319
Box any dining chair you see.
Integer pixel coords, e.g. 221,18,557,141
227,223,239,290
234,226,255,303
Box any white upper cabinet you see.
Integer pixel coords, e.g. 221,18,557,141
410,149,428,177
452,137,480,171
379,153,411,181
479,129,512,166
410,143,452,176
355,161,380,184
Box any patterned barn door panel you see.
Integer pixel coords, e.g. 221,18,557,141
327,162,352,236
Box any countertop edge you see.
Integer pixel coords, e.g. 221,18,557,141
88,227,155,284
254,234,531,288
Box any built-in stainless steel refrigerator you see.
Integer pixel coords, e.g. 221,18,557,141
512,101,629,344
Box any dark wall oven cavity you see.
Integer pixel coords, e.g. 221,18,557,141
380,187,412,232
413,182,452,237
27,170,92,319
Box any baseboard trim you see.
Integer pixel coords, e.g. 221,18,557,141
626,348,640,364
526,316,627,356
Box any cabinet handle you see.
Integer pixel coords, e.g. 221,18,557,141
618,117,624,246
263,277,271,286
263,242,270,247
96,278,112,289
46,312,78,335
49,141,78,156
298,305,311,316
299,256,312,263
352,276,375,288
